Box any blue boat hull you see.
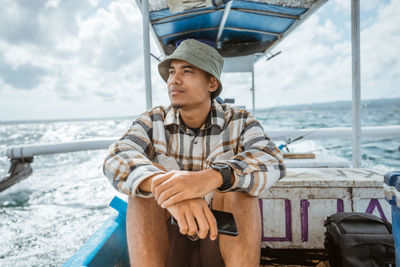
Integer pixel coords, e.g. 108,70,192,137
63,197,129,267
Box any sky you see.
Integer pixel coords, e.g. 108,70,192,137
0,0,399,121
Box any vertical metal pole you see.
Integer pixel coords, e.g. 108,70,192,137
251,61,255,114
216,0,233,49
351,0,361,168
142,0,152,110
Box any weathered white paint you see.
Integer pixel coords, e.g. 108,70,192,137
384,184,398,206
260,168,390,249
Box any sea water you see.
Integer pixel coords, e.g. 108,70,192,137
0,98,399,266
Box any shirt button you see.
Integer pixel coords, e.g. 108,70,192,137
194,140,198,144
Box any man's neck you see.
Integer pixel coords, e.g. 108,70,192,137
179,100,212,128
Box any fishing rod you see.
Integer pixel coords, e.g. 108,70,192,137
265,89,289,121
278,128,322,152
361,91,396,109
262,50,284,121
150,53,161,62
265,51,282,61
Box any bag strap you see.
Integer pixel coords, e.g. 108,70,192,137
326,212,392,233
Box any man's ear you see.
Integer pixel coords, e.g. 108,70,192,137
209,76,219,93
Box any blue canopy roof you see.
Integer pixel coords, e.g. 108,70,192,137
142,0,327,57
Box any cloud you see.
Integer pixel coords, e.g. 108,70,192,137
361,0,400,96
330,0,383,11
250,13,351,107
235,0,400,110
0,0,98,47
0,1,46,45
0,0,398,120
0,0,148,104
0,53,47,90
78,1,143,71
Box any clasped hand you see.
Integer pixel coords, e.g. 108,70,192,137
166,198,218,240
151,169,221,208
150,169,222,240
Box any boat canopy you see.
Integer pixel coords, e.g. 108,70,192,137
140,0,327,58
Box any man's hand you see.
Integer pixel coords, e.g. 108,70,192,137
151,169,223,208
167,198,218,240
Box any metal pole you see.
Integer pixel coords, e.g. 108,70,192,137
216,0,233,48
251,60,255,114
142,0,152,109
351,0,361,168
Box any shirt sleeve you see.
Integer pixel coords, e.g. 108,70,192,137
216,113,286,197
103,111,164,197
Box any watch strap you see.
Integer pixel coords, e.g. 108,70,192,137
211,163,233,191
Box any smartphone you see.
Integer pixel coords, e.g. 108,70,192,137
211,209,238,236
171,209,238,236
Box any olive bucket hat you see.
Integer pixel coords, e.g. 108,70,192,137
158,39,224,99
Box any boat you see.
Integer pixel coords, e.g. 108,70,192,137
1,0,399,266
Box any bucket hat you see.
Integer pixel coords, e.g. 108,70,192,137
158,39,224,99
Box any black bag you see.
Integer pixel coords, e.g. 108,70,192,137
324,212,395,267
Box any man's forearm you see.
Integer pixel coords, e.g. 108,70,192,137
138,175,154,193
142,167,234,209
200,168,225,190
138,162,167,194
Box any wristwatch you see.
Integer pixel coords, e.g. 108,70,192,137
211,163,233,191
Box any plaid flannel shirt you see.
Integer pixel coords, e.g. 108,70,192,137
103,100,285,197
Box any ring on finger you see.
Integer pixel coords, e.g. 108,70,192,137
187,233,199,241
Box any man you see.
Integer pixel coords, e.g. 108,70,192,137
104,39,285,267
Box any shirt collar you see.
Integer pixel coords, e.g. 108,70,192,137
164,99,225,131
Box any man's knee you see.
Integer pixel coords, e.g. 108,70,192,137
213,191,258,211
126,197,170,267
129,195,153,211
127,196,168,221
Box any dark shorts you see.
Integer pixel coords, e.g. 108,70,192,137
166,218,225,267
